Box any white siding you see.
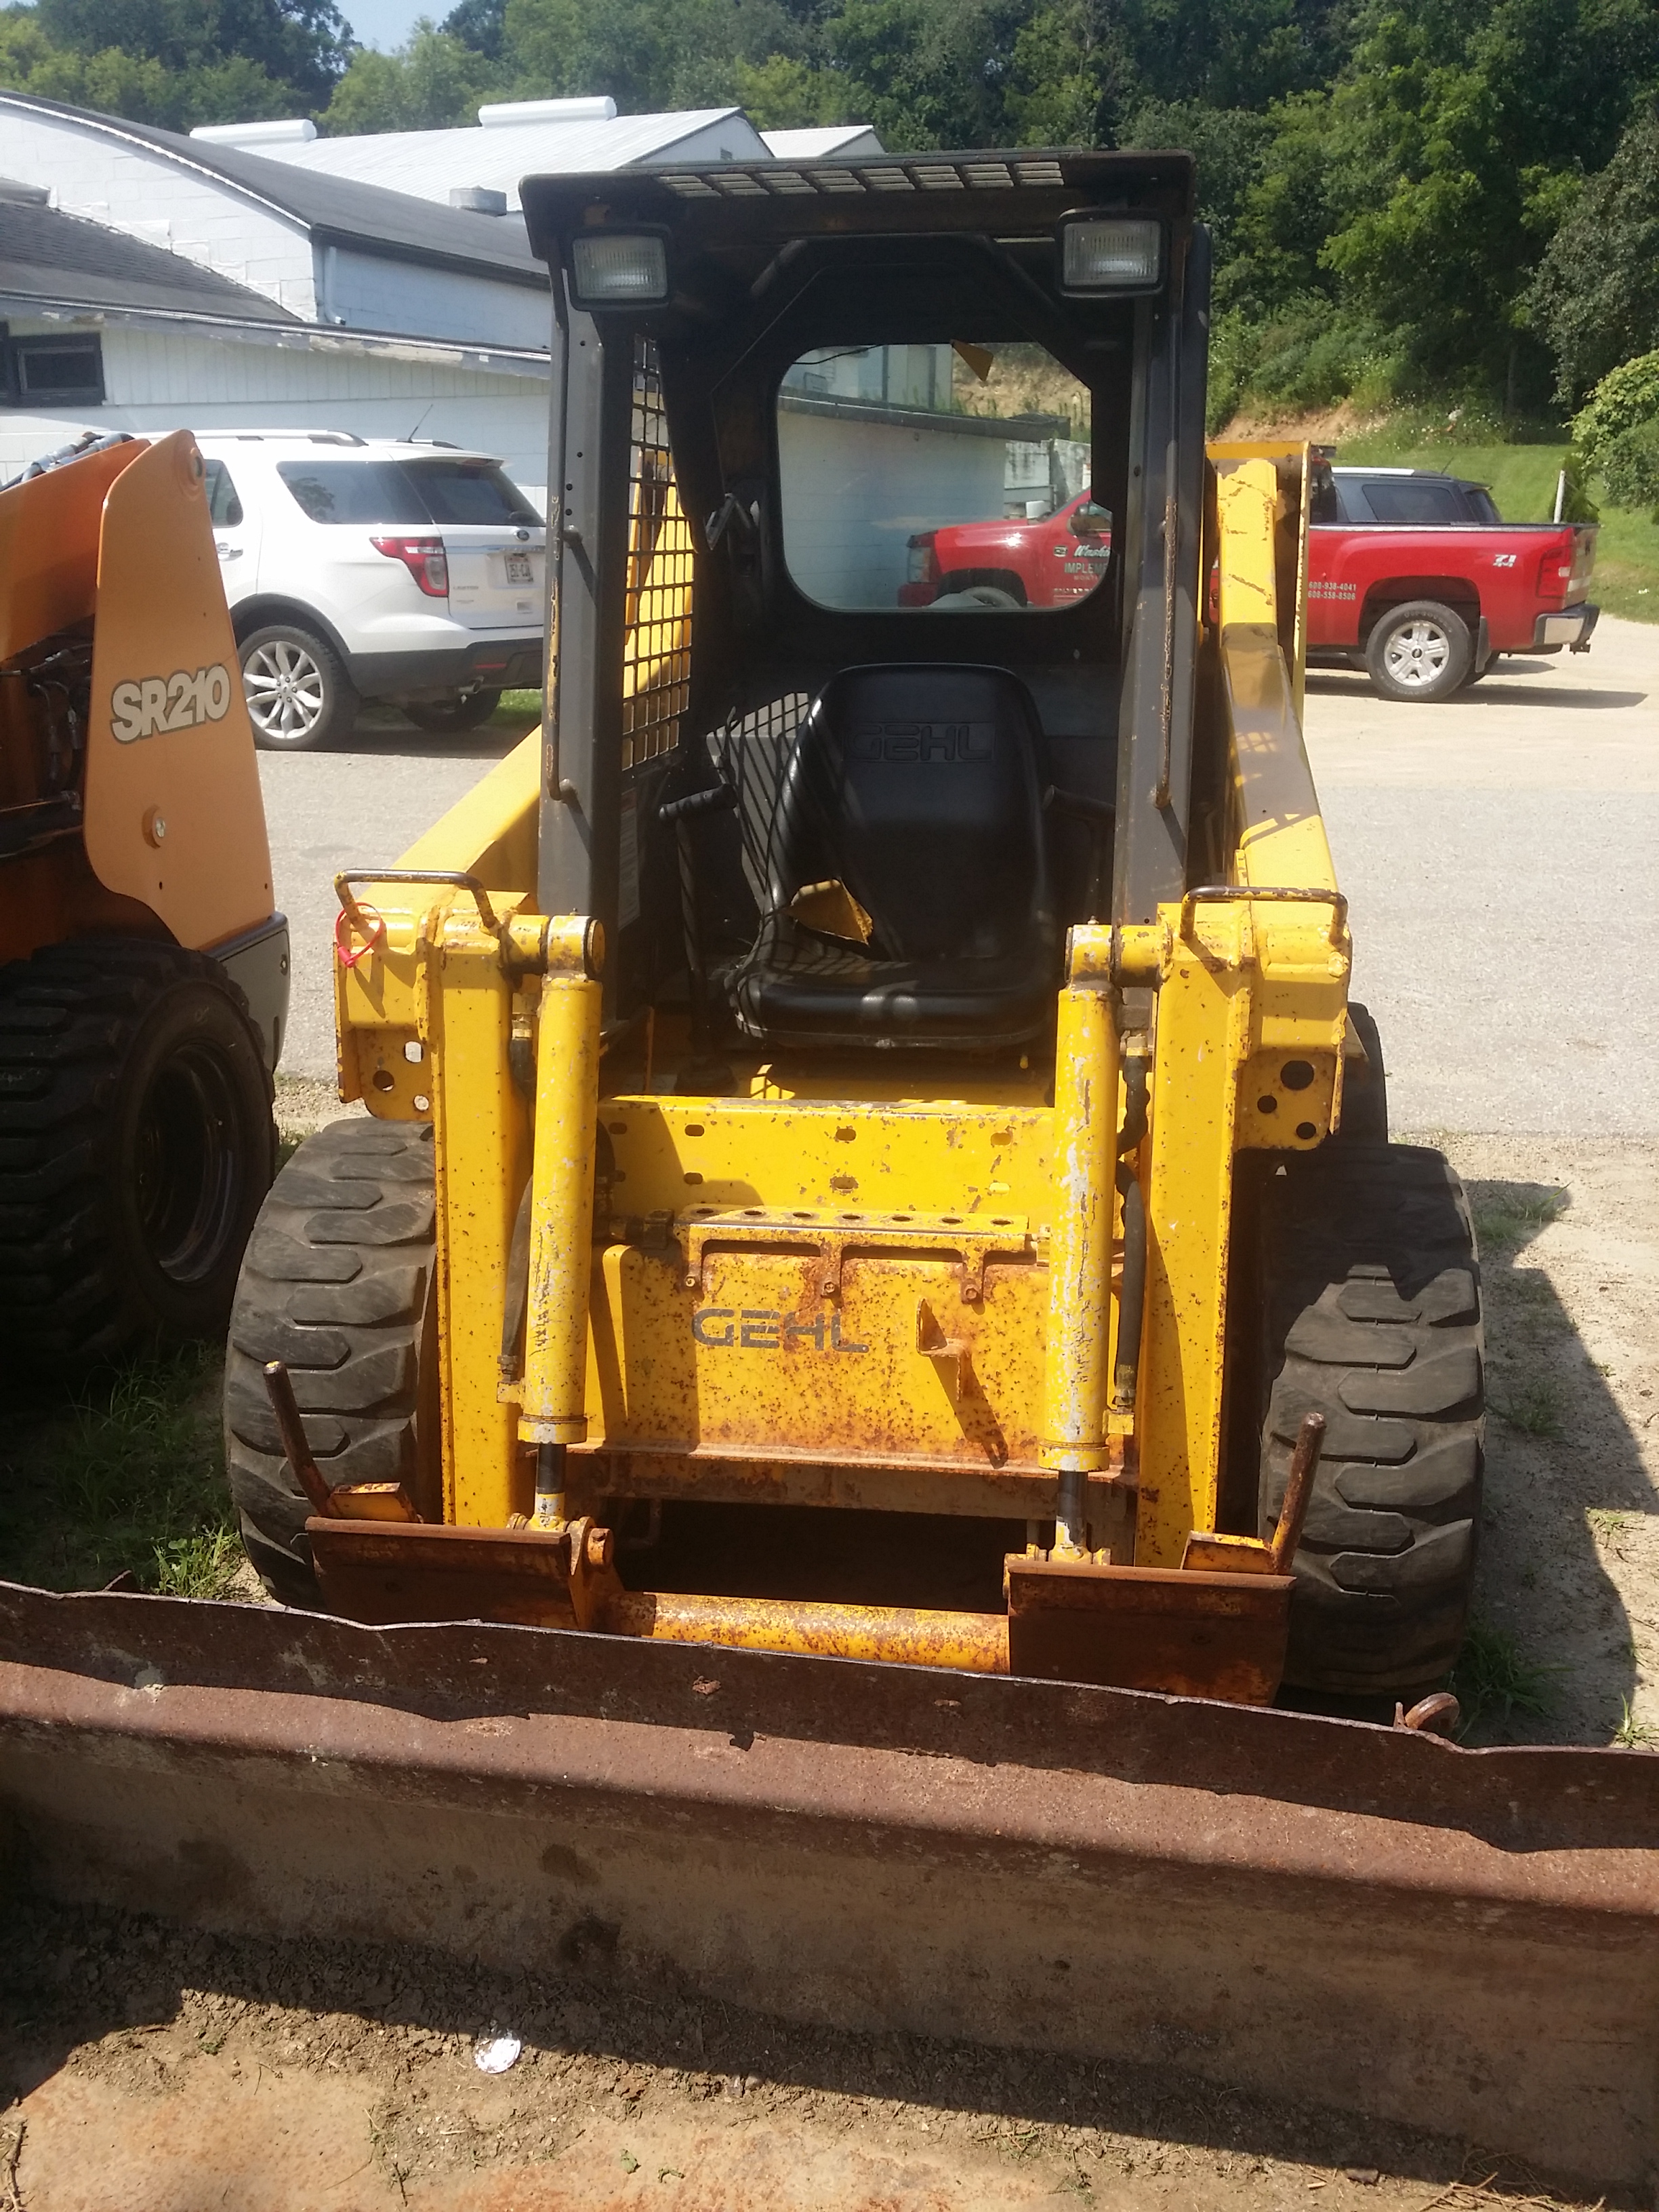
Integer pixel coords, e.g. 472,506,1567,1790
778,407,1008,609
0,107,316,316
323,247,550,350
0,323,552,502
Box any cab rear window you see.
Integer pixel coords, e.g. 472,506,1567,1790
276,459,540,527
1360,480,1469,524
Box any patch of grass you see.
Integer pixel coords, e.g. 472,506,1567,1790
1491,1379,1563,1439
1450,1616,1558,1738
0,1346,239,1598
1471,1185,1568,1250
1612,1699,1658,1749
493,689,543,726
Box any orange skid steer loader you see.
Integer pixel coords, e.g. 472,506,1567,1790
1,156,1656,2189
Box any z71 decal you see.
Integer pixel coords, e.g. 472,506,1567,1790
110,663,234,743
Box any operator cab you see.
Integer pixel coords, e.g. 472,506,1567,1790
519,152,1205,1082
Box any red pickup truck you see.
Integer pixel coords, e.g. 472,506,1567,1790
899,464,1599,703
1305,466,1599,699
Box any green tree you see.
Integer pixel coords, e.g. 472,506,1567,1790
37,0,352,104
321,18,501,131
503,0,804,113
733,52,855,127
829,0,1027,149
1306,0,1659,392
1529,107,1659,403
443,0,505,57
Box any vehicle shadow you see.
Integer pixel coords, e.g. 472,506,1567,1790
1305,669,1647,710
337,706,535,766
1459,1174,1653,1746
0,1892,1587,2198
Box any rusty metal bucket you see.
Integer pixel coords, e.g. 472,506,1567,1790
1,1579,1655,2187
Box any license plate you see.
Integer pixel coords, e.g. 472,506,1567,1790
505,552,534,584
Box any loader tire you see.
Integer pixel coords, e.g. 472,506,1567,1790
1256,1143,1483,1696
0,939,275,1366
224,1116,438,1607
1334,1000,1388,1145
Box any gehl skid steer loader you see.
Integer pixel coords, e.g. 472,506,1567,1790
3,154,1656,2189
229,150,1472,1709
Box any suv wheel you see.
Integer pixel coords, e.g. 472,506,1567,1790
404,689,501,734
240,623,359,751
1364,600,1472,703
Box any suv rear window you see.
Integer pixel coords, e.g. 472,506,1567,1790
408,462,539,525
276,458,541,527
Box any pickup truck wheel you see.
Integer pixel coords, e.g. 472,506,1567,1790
224,1117,438,1607
1364,600,1472,703
1256,1143,1484,1697
239,623,359,751
405,689,501,734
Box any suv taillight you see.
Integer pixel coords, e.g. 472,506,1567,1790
373,535,449,597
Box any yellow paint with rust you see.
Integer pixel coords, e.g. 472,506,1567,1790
323,440,1359,1620
582,1242,1050,1467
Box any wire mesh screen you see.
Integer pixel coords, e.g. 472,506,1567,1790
708,693,813,908
621,337,695,774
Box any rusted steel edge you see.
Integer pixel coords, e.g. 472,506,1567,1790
3,1662,1652,1929
1,1584,1655,1920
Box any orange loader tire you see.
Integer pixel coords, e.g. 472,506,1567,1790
223,1116,439,1607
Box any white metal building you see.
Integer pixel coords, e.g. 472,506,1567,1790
189,102,882,215
0,88,556,488
0,91,884,494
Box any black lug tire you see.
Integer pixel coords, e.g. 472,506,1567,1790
1333,1000,1389,1146
1364,599,1473,703
0,939,276,1366
224,1117,438,1607
238,621,359,752
404,690,501,734
1256,1143,1483,1696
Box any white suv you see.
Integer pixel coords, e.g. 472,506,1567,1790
196,432,546,750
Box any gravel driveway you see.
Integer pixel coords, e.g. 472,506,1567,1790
262,621,1659,1136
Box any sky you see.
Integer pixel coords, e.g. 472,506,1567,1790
341,0,434,50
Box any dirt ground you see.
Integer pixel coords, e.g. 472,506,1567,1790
4,1132,1656,2209
0,1891,1641,2212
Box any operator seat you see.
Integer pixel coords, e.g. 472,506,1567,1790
728,663,1059,1050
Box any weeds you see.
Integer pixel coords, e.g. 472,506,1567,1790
1612,1698,1658,1749
1450,1618,1559,1738
1471,1186,1567,1249
0,1345,239,1598
1492,1380,1563,1439
1587,1509,1630,1547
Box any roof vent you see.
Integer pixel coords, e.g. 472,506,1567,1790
476,97,617,127
449,185,510,215
190,118,318,146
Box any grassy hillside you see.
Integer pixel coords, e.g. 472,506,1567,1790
1331,431,1659,622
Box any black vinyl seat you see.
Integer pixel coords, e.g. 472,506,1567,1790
728,663,1059,1050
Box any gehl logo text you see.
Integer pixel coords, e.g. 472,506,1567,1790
849,722,993,764
693,1307,868,1352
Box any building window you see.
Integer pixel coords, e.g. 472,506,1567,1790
2,331,105,408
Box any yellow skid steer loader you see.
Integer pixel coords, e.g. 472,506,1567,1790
1,157,1654,2190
